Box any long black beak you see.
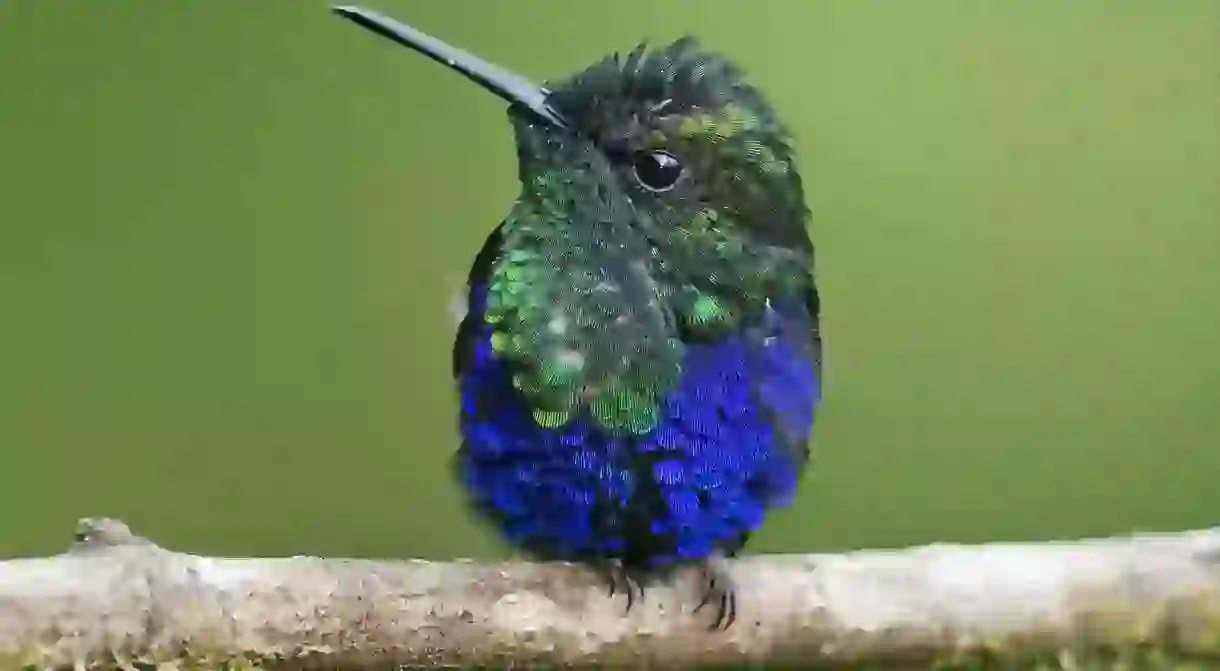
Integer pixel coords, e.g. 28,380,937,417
331,5,567,128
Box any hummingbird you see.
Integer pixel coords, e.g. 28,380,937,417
333,6,821,629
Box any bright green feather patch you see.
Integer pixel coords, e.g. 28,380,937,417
657,206,810,341
484,183,684,436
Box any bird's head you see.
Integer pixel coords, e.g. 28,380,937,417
336,7,816,434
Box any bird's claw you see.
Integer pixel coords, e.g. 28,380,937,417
694,557,737,630
601,559,644,614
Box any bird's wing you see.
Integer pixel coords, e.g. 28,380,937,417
744,282,821,472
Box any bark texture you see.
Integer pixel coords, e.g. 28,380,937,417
2,518,1220,669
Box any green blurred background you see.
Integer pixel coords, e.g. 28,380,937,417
1,2,1217,560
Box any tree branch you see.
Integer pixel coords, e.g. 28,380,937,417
2,519,1220,669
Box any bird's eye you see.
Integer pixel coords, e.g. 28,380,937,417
631,150,683,192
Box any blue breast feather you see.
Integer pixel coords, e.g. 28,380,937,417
456,284,820,570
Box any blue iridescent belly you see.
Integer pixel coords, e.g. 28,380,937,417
454,286,819,571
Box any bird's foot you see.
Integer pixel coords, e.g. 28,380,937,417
598,559,644,614
694,555,737,631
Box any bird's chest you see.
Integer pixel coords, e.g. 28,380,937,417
452,305,817,566
455,315,811,464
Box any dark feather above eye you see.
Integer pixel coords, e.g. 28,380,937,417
546,37,776,133
540,36,812,257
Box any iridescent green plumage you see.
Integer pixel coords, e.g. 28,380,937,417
484,168,682,433
481,38,814,436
